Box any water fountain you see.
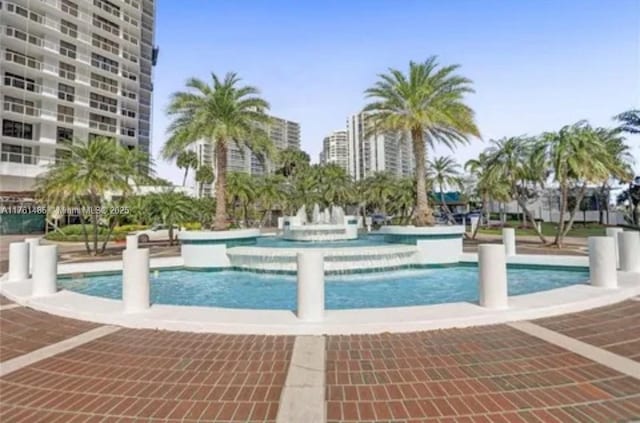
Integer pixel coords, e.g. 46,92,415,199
281,204,358,242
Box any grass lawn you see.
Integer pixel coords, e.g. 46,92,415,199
478,221,606,237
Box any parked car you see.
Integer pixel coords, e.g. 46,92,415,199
369,214,392,226
133,224,180,243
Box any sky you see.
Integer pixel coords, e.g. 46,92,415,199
150,0,640,185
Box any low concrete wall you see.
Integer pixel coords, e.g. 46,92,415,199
380,225,464,264
178,229,260,269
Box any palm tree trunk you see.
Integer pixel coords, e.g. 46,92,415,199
516,196,547,243
168,226,174,246
553,184,569,247
182,168,188,187
412,128,434,226
214,139,228,230
562,184,587,238
79,213,91,255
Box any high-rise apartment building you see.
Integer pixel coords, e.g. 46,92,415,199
0,0,157,192
346,112,413,180
194,116,301,197
319,130,348,173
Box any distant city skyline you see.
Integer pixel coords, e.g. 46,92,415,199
151,0,640,184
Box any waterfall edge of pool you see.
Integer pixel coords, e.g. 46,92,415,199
58,265,589,311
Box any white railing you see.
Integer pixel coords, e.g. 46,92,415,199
1,151,40,165
3,75,42,94
3,101,41,117
89,121,117,133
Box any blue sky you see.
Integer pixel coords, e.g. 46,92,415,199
151,0,640,184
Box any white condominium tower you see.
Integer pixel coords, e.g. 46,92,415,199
0,0,157,192
319,130,348,173
346,112,413,180
195,116,301,197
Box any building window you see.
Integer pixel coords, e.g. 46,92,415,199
58,83,75,102
4,72,37,92
90,92,117,113
1,143,34,164
89,113,117,133
60,19,78,38
2,119,33,140
5,50,41,70
57,105,74,123
56,127,74,144
5,26,42,46
3,96,37,116
61,0,78,17
90,73,118,94
91,33,119,55
93,0,120,18
6,3,42,22
91,53,119,74
59,62,76,80
92,14,120,36
59,40,77,59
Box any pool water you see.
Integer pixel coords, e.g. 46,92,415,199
58,266,588,310
255,235,386,248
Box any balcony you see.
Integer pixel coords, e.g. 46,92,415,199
3,100,41,117
57,112,75,124
4,50,42,71
0,150,40,165
3,75,42,94
89,121,117,133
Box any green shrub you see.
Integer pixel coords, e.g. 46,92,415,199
114,224,149,234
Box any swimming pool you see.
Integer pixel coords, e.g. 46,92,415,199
58,265,588,310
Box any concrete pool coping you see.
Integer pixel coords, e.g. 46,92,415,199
2,253,639,335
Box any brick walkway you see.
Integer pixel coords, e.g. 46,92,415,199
1,301,639,422
534,300,640,362
0,307,99,362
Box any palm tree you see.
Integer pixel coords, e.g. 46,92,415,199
195,165,214,198
615,109,640,134
163,72,271,230
176,150,199,187
226,172,256,227
391,177,416,224
484,136,548,242
256,174,286,227
148,191,193,245
363,172,396,216
464,153,510,239
276,147,311,178
317,164,353,207
363,57,480,226
36,138,149,255
540,122,614,247
428,156,462,223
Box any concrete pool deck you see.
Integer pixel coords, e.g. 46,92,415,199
1,295,639,422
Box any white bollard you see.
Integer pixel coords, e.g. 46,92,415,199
122,248,150,312
470,216,480,234
32,245,58,297
25,237,40,274
605,228,624,268
126,234,138,250
8,242,29,282
618,232,640,272
478,244,508,309
502,228,516,257
296,252,325,321
588,237,617,288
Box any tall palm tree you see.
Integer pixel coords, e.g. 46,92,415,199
276,147,311,178
363,57,480,226
176,150,199,187
428,156,462,223
317,164,353,207
36,138,149,255
163,72,271,230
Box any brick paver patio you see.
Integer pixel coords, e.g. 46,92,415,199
0,307,99,362
0,328,294,422
0,301,639,422
534,300,640,362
